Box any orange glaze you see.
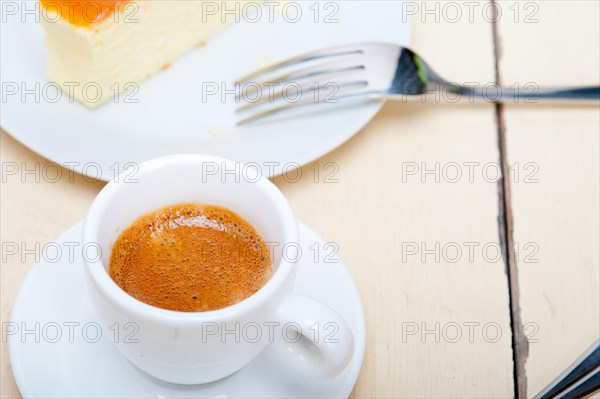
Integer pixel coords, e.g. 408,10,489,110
40,0,131,27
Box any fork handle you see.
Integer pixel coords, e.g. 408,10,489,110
534,340,600,399
452,85,600,103
385,84,600,103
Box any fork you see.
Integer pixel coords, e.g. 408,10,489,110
534,340,599,399
235,42,600,125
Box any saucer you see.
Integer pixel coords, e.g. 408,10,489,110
8,221,365,398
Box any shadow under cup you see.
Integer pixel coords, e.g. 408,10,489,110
82,155,299,384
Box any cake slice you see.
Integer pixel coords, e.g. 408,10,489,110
39,1,237,107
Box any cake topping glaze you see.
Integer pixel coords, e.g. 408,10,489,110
40,0,130,27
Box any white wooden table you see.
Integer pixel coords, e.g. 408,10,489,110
1,1,599,397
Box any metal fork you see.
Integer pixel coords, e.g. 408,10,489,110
534,340,599,399
235,42,600,125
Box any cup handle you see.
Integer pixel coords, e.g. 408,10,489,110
274,294,355,378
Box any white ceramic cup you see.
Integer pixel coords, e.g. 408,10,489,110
82,154,354,384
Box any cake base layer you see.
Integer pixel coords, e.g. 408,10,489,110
41,1,236,108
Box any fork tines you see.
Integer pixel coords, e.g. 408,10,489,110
235,44,372,125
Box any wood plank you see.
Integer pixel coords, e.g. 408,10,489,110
1,2,515,397
496,1,600,397
0,133,105,398
275,5,514,396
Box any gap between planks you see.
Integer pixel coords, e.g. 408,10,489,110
491,1,528,398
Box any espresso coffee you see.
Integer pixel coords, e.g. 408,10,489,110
109,203,271,312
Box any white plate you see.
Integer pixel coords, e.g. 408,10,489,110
8,220,366,398
0,1,410,180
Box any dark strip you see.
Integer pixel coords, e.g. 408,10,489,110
491,1,529,398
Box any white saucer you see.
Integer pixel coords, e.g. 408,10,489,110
8,221,365,398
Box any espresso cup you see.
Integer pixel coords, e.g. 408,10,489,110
82,154,355,384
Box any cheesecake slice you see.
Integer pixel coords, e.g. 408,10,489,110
40,0,237,107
